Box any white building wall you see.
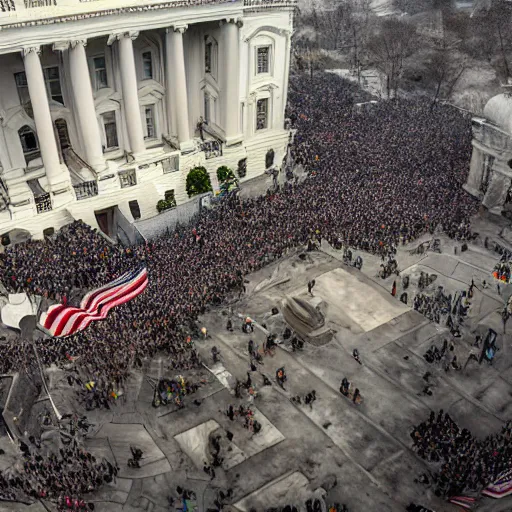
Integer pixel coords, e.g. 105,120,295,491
0,2,295,239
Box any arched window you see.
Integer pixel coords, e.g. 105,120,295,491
18,125,40,164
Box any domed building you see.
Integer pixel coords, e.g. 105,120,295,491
465,92,512,215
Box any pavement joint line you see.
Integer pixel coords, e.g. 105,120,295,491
369,449,404,473
213,327,422,458
266,373,384,489
361,356,430,414
371,317,432,352
398,339,506,424
284,343,437,476
208,330,384,489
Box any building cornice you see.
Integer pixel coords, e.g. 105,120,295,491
0,0,295,31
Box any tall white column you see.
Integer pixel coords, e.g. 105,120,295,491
164,30,178,138
23,46,68,189
282,31,292,123
68,39,106,171
116,31,145,156
222,18,242,145
166,25,194,152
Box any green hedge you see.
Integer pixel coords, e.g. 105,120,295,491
186,166,212,198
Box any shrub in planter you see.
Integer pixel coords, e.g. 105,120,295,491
216,165,235,183
157,194,177,213
186,166,212,197
165,190,177,206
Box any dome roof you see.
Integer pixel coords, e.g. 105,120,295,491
483,93,512,134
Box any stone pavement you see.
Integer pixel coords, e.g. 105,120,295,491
2,224,512,511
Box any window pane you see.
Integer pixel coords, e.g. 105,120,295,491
49,80,61,95
93,56,106,70
205,42,212,74
96,69,108,89
256,98,268,130
105,123,118,148
14,72,27,86
17,86,30,105
44,67,59,80
145,106,154,139
257,46,270,74
142,51,153,79
21,132,38,152
103,111,118,148
204,94,210,123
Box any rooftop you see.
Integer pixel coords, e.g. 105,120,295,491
0,0,296,29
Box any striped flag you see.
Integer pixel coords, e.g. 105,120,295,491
38,267,148,337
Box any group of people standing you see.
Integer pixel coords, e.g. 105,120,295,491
0,71,480,508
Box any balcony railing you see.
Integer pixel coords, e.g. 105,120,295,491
119,168,137,189
0,0,15,11
161,155,179,174
73,180,98,200
244,0,297,6
25,0,56,6
201,140,222,160
34,193,52,214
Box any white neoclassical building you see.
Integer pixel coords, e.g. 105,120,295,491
0,0,295,240
465,93,512,216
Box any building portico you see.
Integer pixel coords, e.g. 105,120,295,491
0,0,295,239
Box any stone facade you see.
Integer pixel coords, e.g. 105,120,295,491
0,0,295,239
465,94,512,215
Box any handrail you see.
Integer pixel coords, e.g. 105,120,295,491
63,148,98,179
0,177,9,206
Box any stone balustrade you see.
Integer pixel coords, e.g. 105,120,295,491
73,180,98,200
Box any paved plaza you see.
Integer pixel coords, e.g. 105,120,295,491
1,215,510,512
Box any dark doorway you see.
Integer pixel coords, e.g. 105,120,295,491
265,148,275,169
95,207,115,238
129,200,141,220
237,158,247,179
55,119,70,151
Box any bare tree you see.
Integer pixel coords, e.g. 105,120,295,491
367,19,418,98
468,0,512,81
302,47,328,78
424,49,466,108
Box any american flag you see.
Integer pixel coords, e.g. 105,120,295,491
38,267,148,338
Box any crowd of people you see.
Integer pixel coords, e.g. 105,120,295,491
0,72,480,507
0,73,478,385
0,436,112,510
411,411,512,497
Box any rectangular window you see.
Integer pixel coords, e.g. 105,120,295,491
15,68,64,106
204,93,210,124
14,71,30,106
44,66,63,105
93,56,108,90
257,46,270,74
102,111,118,150
256,98,269,131
142,51,153,80
144,106,155,139
205,42,212,74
